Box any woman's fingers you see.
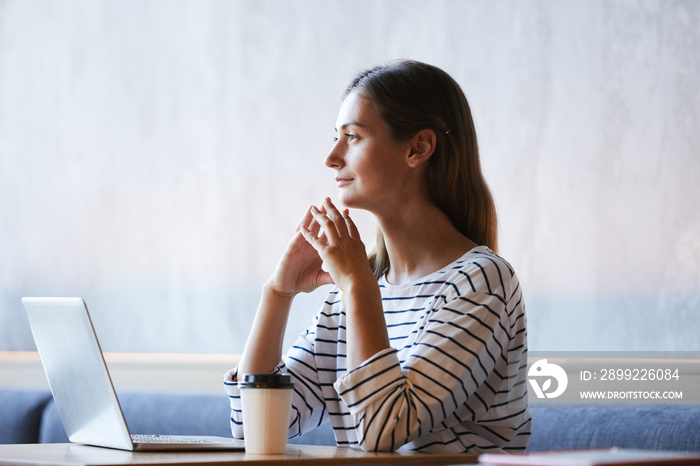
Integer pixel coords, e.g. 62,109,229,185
342,208,360,238
299,223,323,250
322,198,349,237
296,205,325,240
310,205,338,242
295,206,314,233
304,198,358,248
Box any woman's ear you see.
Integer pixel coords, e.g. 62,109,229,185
406,129,436,168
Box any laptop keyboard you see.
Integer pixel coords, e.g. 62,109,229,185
131,434,213,444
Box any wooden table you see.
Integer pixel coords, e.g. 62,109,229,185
0,443,478,466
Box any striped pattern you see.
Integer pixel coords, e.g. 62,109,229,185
224,246,530,452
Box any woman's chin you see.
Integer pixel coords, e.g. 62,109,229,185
336,189,378,211
336,192,353,208
336,193,364,210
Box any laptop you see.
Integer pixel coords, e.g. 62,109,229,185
22,297,245,451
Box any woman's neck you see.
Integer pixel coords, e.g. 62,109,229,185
375,199,478,286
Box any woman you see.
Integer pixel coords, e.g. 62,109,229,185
225,60,530,453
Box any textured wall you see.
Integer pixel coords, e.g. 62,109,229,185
1,0,698,354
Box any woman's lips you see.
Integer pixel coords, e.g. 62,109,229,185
335,177,352,187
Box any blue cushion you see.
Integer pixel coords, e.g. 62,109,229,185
528,406,700,452
288,422,336,446
38,398,67,443
0,389,53,444
39,391,232,443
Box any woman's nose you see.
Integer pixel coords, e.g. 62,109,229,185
324,142,344,169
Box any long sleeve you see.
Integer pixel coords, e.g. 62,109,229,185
334,288,524,452
284,323,333,437
223,292,341,440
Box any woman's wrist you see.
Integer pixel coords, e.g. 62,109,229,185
339,269,378,297
264,278,299,300
341,273,382,319
239,282,295,375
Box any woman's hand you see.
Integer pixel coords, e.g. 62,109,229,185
267,204,336,297
241,206,334,375
299,197,376,293
301,197,389,370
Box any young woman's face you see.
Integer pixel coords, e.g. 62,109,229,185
325,91,414,212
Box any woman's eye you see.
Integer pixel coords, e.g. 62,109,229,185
332,133,357,143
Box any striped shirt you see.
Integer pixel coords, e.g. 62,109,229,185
224,246,530,452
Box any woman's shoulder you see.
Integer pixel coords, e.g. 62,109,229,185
443,246,520,302
455,246,516,274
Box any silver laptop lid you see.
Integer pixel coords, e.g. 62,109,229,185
23,297,134,451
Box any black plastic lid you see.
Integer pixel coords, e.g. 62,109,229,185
239,373,294,389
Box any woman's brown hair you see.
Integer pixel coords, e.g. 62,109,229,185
344,60,498,279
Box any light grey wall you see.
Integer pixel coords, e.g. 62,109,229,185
1,0,698,354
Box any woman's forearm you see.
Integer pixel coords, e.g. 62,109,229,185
238,282,295,376
344,278,390,371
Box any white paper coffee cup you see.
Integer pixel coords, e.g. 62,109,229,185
239,373,294,455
